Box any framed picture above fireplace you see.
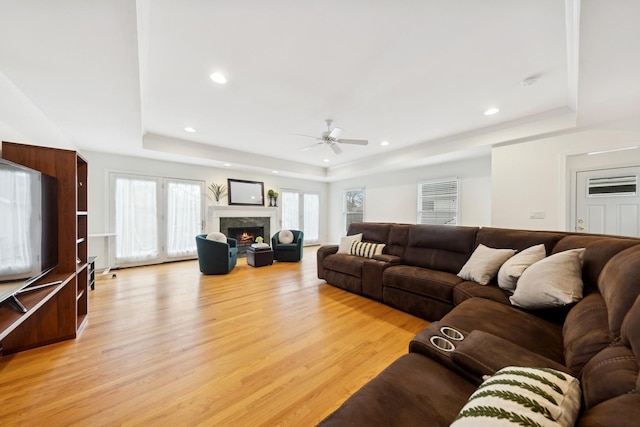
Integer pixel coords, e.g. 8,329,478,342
228,179,265,206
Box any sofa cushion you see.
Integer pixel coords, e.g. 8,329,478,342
451,366,581,427
510,249,585,310
475,227,564,257
318,353,477,427
402,224,478,274
497,244,546,292
453,281,511,306
597,244,640,337
581,293,640,413
323,253,367,278
337,233,362,254
349,241,385,258
384,265,462,303
439,298,565,363
347,222,390,244
552,235,639,293
457,244,516,285
562,293,610,377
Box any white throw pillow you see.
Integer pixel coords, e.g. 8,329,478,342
510,248,586,309
497,244,547,292
278,229,294,244
349,241,385,258
337,233,363,254
451,366,581,427
457,244,517,285
206,232,227,243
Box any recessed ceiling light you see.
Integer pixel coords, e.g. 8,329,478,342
272,170,279,174
323,158,330,162
184,127,196,133
484,107,500,116
210,72,227,84
380,140,390,146
223,163,231,167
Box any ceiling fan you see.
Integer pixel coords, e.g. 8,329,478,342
298,119,369,155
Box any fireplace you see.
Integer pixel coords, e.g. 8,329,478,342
219,216,271,257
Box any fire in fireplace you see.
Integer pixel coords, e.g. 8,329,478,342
227,226,265,247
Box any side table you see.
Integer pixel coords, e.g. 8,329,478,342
247,247,274,267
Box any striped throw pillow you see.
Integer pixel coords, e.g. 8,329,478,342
349,241,385,258
451,366,581,427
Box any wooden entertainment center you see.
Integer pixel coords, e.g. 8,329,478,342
0,141,88,354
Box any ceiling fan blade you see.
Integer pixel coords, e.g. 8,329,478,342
301,142,321,151
338,138,369,145
330,143,343,155
328,127,343,140
295,133,321,140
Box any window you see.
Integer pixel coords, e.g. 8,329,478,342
280,189,320,245
110,173,204,267
343,188,364,233
588,175,637,197
418,178,458,225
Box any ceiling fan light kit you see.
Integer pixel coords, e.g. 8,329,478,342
298,119,369,155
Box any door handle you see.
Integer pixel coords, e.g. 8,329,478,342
577,226,587,231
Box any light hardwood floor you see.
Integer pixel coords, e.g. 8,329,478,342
0,247,429,426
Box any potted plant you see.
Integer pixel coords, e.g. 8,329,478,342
267,189,279,207
208,182,227,204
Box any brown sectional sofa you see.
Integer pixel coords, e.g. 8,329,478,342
317,222,640,426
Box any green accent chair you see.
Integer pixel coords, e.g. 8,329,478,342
271,230,304,262
195,234,238,274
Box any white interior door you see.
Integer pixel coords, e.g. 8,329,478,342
575,167,640,237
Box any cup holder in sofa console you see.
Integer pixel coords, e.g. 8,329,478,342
430,336,455,352
440,326,464,341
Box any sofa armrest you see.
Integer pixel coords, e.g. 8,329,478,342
372,254,401,264
317,245,339,279
450,330,570,379
361,256,401,301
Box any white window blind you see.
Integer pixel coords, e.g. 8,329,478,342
418,178,458,225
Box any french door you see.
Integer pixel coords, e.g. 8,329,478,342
110,173,205,267
280,189,320,245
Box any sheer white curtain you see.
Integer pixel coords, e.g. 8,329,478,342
115,176,159,263
281,189,320,245
0,169,37,276
166,180,201,257
281,191,300,230
303,193,319,243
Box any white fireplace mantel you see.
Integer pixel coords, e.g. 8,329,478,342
207,205,279,236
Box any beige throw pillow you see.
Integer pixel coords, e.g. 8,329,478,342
206,232,227,243
510,248,586,309
497,244,547,292
278,229,294,244
457,244,517,285
337,233,363,254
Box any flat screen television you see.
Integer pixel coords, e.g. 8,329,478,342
0,158,58,311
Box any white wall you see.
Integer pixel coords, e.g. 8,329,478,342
83,150,328,269
326,155,492,244
492,117,640,231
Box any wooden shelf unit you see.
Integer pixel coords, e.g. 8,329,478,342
1,141,89,354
